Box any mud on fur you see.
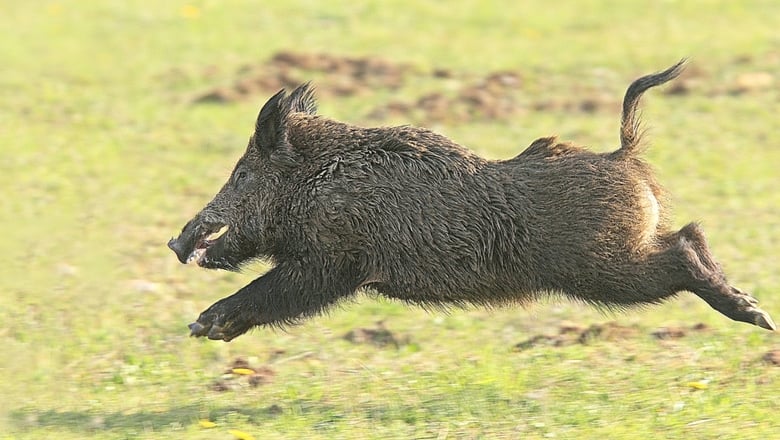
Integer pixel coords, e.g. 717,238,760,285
169,59,775,342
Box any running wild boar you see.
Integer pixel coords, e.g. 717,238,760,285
168,60,775,341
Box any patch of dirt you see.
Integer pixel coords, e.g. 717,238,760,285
192,51,616,124
663,64,709,96
578,321,641,344
651,322,709,340
368,71,525,123
273,51,409,91
209,357,276,391
267,348,288,362
650,327,688,340
763,349,780,366
531,92,620,115
194,87,241,104
229,357,251,370
730,71,774,95
266,404,284,415
194,50,529,123
247,366,276,387
515,321,713,351
194,51,412,104
190,50,779,124
514,321,640,351
210,379,231,392
343,321,407,348
513,334,562,350
669,55,778,96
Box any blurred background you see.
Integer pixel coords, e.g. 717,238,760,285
1,1,778,438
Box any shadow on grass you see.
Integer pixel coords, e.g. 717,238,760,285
10,403,283,433
10,383,536,434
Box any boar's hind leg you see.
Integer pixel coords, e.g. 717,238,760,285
670,223,775,330
188,264,360,341
605,222,775,330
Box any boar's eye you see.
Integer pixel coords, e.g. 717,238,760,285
234,169,248,186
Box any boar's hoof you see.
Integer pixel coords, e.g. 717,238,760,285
188,300,253,341
188,321,208,337
732,297,776,331
707,290,776,331
189,320,239,341
206,324,228,341
725,303,776,332
754,309,776,331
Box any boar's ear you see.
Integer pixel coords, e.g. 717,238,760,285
287,82,318,115
252,89,288,152
252,84,317,165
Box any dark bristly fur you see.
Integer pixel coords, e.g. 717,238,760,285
168,60,775,342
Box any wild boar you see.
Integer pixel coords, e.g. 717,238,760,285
169,60,775,341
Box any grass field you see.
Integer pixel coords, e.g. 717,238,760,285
1,1,779,438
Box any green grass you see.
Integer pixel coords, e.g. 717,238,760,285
1,1,779,438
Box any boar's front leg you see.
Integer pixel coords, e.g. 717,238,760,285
188,263,359,341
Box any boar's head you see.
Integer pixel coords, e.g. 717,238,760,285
168,84,316,270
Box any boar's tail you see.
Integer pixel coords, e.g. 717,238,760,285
615,59,686,158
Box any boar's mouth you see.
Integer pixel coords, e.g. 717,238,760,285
168,223,229,266
187,224,229,265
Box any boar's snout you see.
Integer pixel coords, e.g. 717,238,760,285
168,216,229,266
168,235,191,264
168,218,203,264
